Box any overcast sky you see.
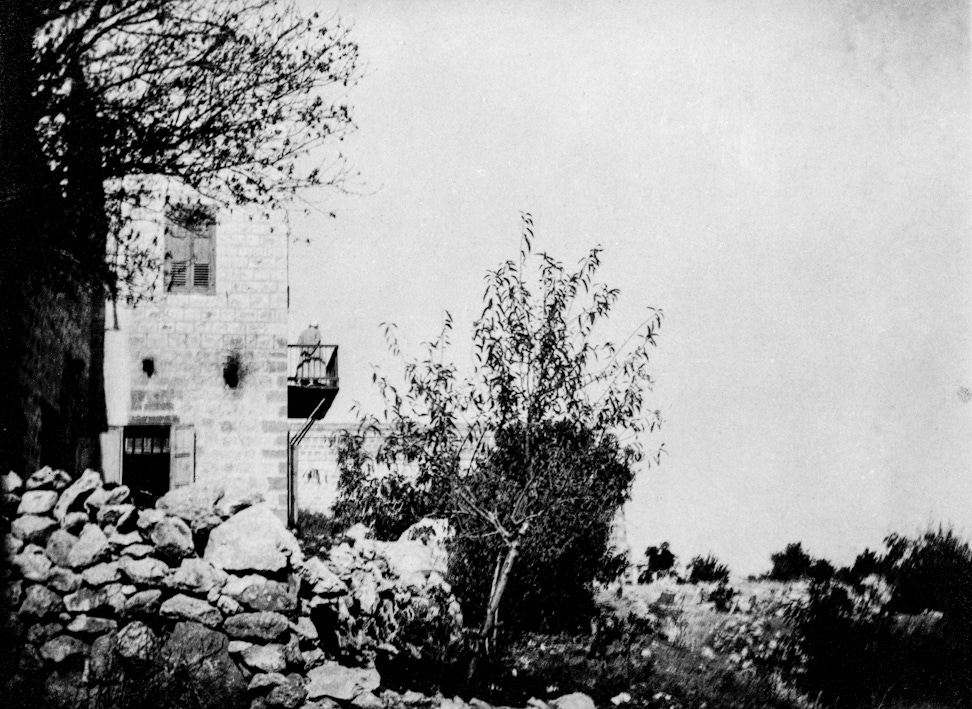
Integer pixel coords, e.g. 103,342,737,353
289,0,972,574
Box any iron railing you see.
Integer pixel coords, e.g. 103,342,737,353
288,344,339,387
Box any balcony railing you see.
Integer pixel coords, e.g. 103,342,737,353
288,344,339,388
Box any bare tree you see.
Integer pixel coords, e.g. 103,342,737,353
28,0,360,296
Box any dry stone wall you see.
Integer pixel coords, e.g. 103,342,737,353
2,468,463,709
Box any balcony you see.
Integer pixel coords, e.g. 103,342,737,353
287,344,339,420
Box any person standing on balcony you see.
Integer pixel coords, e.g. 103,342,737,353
297,321,322,382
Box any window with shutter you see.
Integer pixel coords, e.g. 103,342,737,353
164,204,216,293
170,424,195,488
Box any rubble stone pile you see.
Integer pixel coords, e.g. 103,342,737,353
1,468,464,709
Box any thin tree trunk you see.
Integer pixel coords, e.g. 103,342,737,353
467,520,530,683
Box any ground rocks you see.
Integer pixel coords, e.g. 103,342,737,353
52,469,102,520
150,515,196,559
19,490,59,515
224,611,289,641
205,503,301,572
3,466,467,709
12,514,59,544
14,544,53,581
160,593,222,627
306,662,381,701
161,621,247,709
115,620,159,662
550,694,597,709
66,524,109,568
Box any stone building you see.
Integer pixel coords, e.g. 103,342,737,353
101,199,338,520
1,58,107,479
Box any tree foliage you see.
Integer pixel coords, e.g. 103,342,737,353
791,527,972,705
686,553,730,584
27,0,359,296
450,420,635,633
639,542,676,583
767,542,814,582
338,215,663,674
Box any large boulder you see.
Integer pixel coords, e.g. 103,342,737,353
157,484,224,527
214,491,264,519
150,516,196,559
52,469,102,520
20,584,64,617
306,662,381,702
18,489,59,515
204,503,301,573
48,567,82,593
221,573,297,612
119,556,170,585
166,558,227,595
2,470,24,493
160,593,222,627
223,611,289,641
66,615,117,636
66,524,110,568
240,643,287,673
11,514,59,544
40,635,89,664
551,694,596,709
122,589,163,617
267,677,308,709
46,530,79,567
301,557,348,596
64,587,110,614
84,484,131,511
161,621,247,709
82,561,121,586
115,620,159,662
377,518,450,587
25,466,67,490
13,544,53,582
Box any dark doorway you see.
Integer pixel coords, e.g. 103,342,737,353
123,425,170,507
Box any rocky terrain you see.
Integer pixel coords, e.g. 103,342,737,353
1,468,605,709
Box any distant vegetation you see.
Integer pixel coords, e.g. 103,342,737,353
687,553,731,584
791,526,972,706
637,542,677,583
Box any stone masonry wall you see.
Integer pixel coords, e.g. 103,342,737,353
2,467,461,709
16,286,103,475
108,204,290,514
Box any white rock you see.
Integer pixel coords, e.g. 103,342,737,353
18,490,59,515
306,662,381,701
204,503,300,572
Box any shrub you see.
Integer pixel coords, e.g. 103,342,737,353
790,527,972,706
706,581,737,612
449,421,636,635
766,542,813,582
330,428,442,540
687,554,730,584
638,542,677,583
294,509,339,557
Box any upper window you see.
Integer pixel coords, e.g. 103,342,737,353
164,204,216,293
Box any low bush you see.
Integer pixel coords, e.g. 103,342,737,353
294,509,339,557
766,543,813,582
638,543,677,584
706,581,736,612
687,554,730,584
790,527,972,706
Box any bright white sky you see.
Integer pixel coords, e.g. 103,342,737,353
289,0,972,575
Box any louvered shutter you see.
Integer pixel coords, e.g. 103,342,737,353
170,424,195,488
192,230,213,290
100,427,124,484
166,225,190,290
